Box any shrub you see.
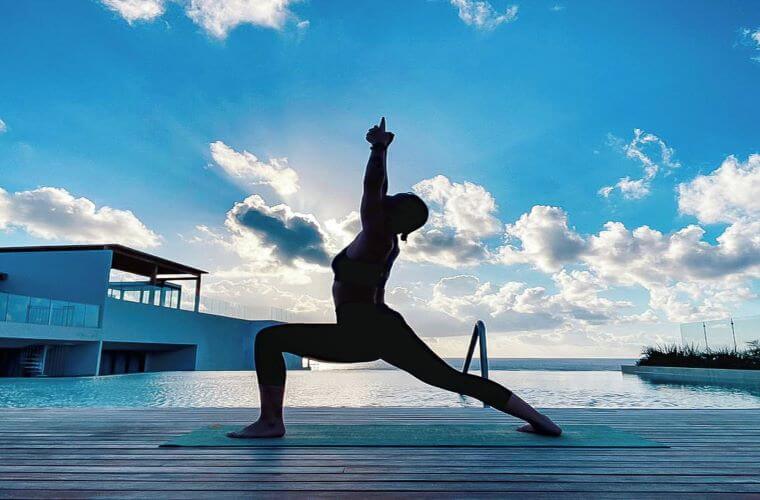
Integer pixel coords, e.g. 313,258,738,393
637,341,760,370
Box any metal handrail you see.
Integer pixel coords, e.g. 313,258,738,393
461,320,489,408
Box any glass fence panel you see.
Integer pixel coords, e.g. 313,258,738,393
681,315,760,351
28,297,51,325
51,300,74,326
0,293,7,322
71,302,86,327
84,304,100,328
6,294,30,323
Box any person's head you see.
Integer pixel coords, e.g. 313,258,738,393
383,192,429,241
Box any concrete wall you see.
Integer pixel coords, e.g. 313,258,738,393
0,250,112,306
101,298,300,371
146,346,197,373
46,342,102,377
1,300,303,375
622,365,760,385
0,320,100,344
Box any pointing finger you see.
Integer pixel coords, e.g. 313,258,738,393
379,117,386,131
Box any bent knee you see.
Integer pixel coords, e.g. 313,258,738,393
254,324,287,350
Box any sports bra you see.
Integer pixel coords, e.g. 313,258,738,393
331,246,397,288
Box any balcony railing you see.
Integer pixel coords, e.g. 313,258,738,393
0,292,100,329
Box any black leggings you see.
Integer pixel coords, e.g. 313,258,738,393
254,302,513,412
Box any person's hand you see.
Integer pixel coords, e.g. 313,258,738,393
366,117,394,149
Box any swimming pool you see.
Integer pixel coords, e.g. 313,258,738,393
1,367,759,408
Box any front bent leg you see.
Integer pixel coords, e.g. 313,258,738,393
228,322,379,439
227,384,286,438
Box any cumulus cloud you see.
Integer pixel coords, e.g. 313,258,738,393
496,200,759,322
450,0,518,30
389,272,635,338
498,205,585,272
186,0,295,37
323,211,361,252
404,175,499,267
101,0,305,38
404,229,490,268
739,27,760,63
413,175,501,237
210,141,299,196
0,118,7,133
585,220,760,285
599,129,680,200
203,276,333,322
101,0,166,23
225,194,330,267
0,186,161,248
677,154,760,224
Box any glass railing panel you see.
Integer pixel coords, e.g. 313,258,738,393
6,294,30,323
0,292,7,322
28,297,51,325
51,300,74,326
681,315,760,351
71,303,86,327
84,304,100,328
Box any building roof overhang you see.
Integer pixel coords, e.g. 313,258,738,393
0,244,207,278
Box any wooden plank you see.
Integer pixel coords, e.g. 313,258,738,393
0,408,758,496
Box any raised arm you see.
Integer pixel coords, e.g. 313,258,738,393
361,118,394,234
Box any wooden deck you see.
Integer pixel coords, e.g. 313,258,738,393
1,407,759,498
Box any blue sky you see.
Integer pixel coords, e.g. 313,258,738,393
1,0,759,356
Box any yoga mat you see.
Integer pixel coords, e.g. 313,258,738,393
161,424,666,448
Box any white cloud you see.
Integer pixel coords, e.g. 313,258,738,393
0,186,161,248
497,204,760,321
404,229,490,268
404,175,499,267
740,27,760,63
100,0,305,38
497,153,760,323
209,140,299,196
450,0,518,30
224,194,330,266
413,175,501,237
677,154,760,224
186,0,295,38
323,211,361,253
498,205,585,272
599,129,680,200
389,272,635,339
0,118,7,134
203,276,333,322
101,0,166,23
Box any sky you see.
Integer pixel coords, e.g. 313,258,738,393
1,0,759,357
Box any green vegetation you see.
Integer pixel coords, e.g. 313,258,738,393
638,341,760,370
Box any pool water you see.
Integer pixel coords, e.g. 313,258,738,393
1,368,759,408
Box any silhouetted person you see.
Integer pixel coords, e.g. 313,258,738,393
229,118,562,438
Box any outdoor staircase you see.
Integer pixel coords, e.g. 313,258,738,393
20,346,47,377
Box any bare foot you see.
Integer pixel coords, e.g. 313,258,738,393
516,416,562,437
227,419,286,439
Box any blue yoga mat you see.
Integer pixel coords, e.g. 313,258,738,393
161,424,666,448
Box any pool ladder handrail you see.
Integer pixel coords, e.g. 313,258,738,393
461,320,489,408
